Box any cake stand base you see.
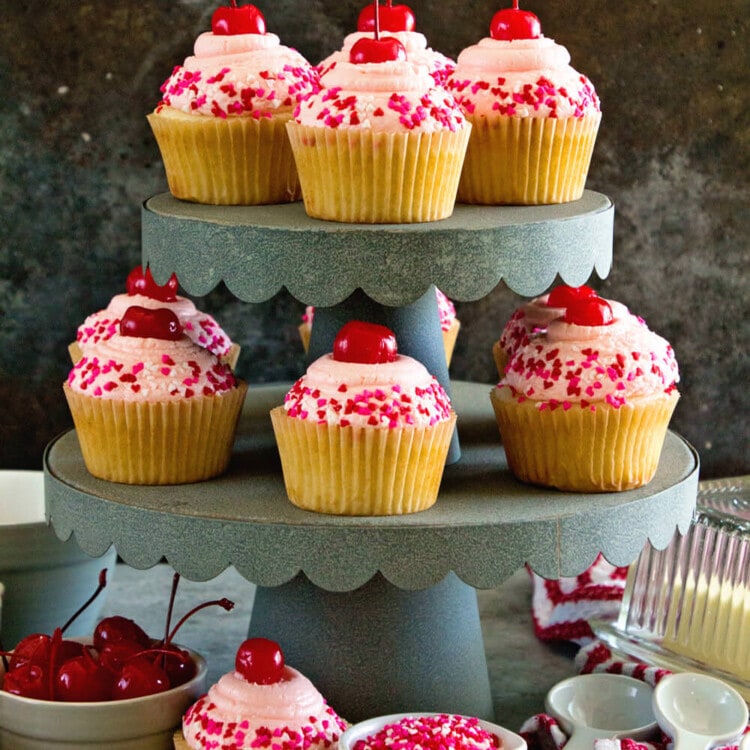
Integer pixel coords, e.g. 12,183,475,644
247,571,494,723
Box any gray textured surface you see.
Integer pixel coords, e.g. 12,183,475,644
44,383,699,586
0,1,748,478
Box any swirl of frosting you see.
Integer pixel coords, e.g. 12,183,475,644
157,31,320,119
446,36,599,118
66,333,237,400
318,32,456,85
182,666,346,750
435,288,457,332
501,310,679,409
294,59,467,133
76,293,233,358
283,354,453,428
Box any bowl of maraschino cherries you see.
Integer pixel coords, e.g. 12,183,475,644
0,569,233,750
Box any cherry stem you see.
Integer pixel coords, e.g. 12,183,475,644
230,0,238,7
374,0,380,40
61,568,108,634
163,572,181,645
513,0,519,8
166,598,235,644
48,628,62,700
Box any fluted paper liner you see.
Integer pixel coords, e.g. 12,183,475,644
458,112,601,205
442,319,461,367
492,340,508,381
174,731,189,749
286,122,471,223
270,408,457,515
63,381,247,485
148,107,300,205
490,387,679,492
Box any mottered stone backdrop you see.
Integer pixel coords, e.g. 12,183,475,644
0,1,748,476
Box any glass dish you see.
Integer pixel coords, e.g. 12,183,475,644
593,476,750,700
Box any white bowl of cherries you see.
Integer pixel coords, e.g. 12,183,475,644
0,570,232,749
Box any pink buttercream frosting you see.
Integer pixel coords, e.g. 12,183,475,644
435,288,457,332
182,666,346,750
76,293,233,358
446,36,600,118
293,58,467,133
318,32,455,85
66,331,237,400
499,308,679,410
157,31,320,119
283,354,453,428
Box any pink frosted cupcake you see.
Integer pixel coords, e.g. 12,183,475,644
490,293,680,492
318,1,455,86
446,1,601,204
71,266,238,369
287,23,470,223
64,305,247,485
177,638,347,749
148,2,319,205
271,321,457,515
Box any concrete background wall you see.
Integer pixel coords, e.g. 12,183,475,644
1,1,747,478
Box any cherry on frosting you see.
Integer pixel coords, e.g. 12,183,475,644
125,265,179,302
357,1,416,33
120,305,183,341
545,284,597,309
490,0,541,41
350,35,407,63
333,320,398,364
235,638,285,684
212,0,266,35
564,297,614,326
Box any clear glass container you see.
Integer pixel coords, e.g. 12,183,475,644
593,477,750,699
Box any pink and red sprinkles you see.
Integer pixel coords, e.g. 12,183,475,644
183,695,346,750
446,74,599,118
353,714,502,750
283,379,452,428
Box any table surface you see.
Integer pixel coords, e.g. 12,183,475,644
100,562,579,733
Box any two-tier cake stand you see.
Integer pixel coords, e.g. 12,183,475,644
44,191,699,722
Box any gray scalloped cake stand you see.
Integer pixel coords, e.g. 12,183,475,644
46,194,698,722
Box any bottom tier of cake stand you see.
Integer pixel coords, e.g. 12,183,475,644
44,382,699,721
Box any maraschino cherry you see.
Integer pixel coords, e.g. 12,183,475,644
564,297,614,326
120,305,183,341
125,265,178,302
357,0,416,33
350,0,407,63
235,638,285,684
212,0,266,35
546,284,597,309
490,0,541,41
333,320,398,364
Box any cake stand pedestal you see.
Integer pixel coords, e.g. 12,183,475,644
44,383,699,722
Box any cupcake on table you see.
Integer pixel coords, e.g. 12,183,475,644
71,265,239,370
271,320,457,515
287,2,470,224
299,288,461,367
446,1,601,204
176,637,347,749
148,1,319,205
490,291,680,492
64,303,247,485
318,0,456,86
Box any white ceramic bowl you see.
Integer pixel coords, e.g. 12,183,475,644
0,644,207,749
0,470,117,647
339,712,527,750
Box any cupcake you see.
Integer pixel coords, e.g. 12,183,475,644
287,25,470,223
176,637,347,749
147,2,320,205
318,1,455,86
490,293,680,492
71,265,239,369
299,289,460,367
492,284,598,377
446,1,601,204
271,320,457,515
64,305,247,485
